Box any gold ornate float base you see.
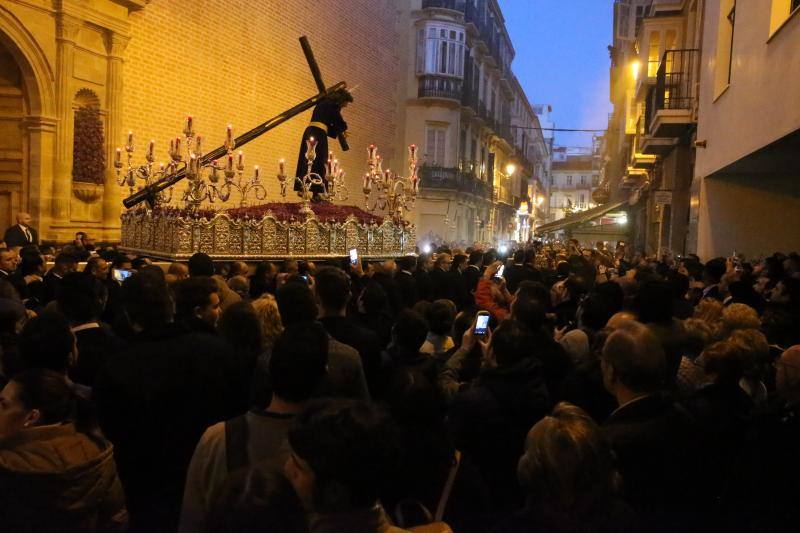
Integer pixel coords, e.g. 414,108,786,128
120,207,416,261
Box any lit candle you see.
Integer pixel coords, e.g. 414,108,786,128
309,136,316,147
226,124,233,147
195,136,202,155
174,137,181,154
114,148,121,165
227,154,234,171
127,131,134,149
363,173,371,191
279,158,285,175
409,144,417,159
159,162,165,171
169,138,175,156
186,115,193,132
254,165,261,179
147,139,155,159
237,150,244,170
189,154,197,175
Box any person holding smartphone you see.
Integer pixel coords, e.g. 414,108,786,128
474,261,514,322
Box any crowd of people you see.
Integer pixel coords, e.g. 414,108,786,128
1,222,800,532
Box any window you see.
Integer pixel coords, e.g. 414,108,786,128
425,125,447,166
713,0,736,98
769,0,800,36
580,175,586,185
416,24,465,77
566,175,573,186
647,31,661,77
592,175,599,186
579,193,585,208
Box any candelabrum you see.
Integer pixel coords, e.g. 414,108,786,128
276,137,348,216
362,144,419,223
181,120,267,210
114,132,173,208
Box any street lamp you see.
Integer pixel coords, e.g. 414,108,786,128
505,163,516,177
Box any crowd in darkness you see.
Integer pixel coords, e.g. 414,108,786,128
1,223,800,532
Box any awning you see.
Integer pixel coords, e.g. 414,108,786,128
535,201,627,234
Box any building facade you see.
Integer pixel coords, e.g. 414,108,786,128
0,0,402,242
399,0,548,247
549,147,600,224
693,0,800,259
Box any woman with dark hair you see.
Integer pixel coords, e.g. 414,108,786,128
218,300,264,410
0,369,128,531
249,261,277,299
493,402,634,532
357,280,394,348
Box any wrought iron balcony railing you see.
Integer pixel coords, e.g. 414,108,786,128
645,49,699,133
421,0,466,11
419,166,493,199
418,75,464,100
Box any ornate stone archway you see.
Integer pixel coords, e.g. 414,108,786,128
0,5,57,238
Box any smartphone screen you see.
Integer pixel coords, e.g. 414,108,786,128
495,264,505,278
349,248,358,266
112,268,132,283
474,313,490,336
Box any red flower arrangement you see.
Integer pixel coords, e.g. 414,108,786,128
142,202,389,225
72,106,106,185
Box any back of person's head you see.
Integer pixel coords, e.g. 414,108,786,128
392,309,428,353
777,345,800,400
491,320,535,367
578,294,615,331
167,262,189,279
277,281,318,325
516,280,550,309
252,294,284,349
426,299,456,336
188,252,215,277
468,250,483,267
19,253,44,277
721,303,760,335
704,257,727,283
57,271,103,324
452,310,475,348
314,266,351,312
18,312,74,375
358,281,389,316
218,301,262,355
635,280,674,324
9,369,75,426
395,255,416,272
666,270,690,300
518,402,620,510
595,281,624,315
694,298,724,324
54,252,77,268
513,250,525,263
270,322,328,403
122,272,172,330
511,297,547,332
602,321,666,393
703,340,744,385
287,400,400,513
728,328,770,381
228,275,250,295
683,318,714,360
175,276,218,319
230,261,249,277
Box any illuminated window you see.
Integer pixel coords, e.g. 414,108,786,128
769,0,800,37
648,31,661,77
713,0,736,98
566,175,573,186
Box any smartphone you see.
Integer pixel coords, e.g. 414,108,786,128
112,268,133,283
300,274,310,283
349,248,358,266
495,264,505,278
474,311,490,337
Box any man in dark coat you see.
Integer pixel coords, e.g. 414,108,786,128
94,272,242,533
429,253,455,302
43,252,78,304
395,255,419,310
2,212,38,248
294,89,352,198
446,320,549,513
601,321,702,532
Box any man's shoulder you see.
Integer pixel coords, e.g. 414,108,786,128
328,337,360,358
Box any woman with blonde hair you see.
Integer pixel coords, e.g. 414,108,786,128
251,293,284,352
493,402,634,532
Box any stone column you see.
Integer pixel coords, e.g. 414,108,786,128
103,32,130,234
52,14,81,226
21,116,58,239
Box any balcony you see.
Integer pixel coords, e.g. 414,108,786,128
646,49,698,139
419,166,493,200
418,75,464,102
421,0,466,11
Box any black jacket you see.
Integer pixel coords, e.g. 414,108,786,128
447,357,549,512
320,315,383,394
603,393,702,531
395,270,418,310
3,224,38,247
69,323,125,387
94,323,241,533
429,267,455,302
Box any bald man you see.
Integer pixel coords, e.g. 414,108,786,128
3,212,38,248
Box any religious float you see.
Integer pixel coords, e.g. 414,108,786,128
117,38,417,261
